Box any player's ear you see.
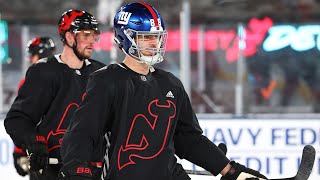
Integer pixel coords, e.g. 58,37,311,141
65,32,75,46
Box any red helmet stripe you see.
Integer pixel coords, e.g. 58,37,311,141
31,37,41,46
59,11,84,33
138,2,159,27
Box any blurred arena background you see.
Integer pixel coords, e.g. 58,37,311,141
0,0,319,179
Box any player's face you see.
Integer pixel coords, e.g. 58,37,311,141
136,34,159,56
75,30,99,59
30,54,39,64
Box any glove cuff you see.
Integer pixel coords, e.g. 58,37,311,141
14,146,26,155
59,160,100,179
223,161,267,180
25,135,48,155
33,135,47,144
224,161,241,179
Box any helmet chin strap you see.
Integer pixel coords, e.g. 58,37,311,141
122,47,149,65
140,53,162,65
72,39,86,61
132,56,149,65
65,36,86,61
126,46,162,65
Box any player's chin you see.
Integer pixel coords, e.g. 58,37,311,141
81,53,91,59
84,51,92,58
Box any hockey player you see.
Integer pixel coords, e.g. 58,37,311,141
16,37,56,90
26,37,56,65
59,2,267,180
13,37,56,177
5,9,105,180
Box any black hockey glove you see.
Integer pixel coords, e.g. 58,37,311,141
25,135,49,172
221,161,267,180
13,149,29,176
58,160,101,180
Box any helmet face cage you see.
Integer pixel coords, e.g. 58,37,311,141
126,29,167,65
58,9,100,43
26,37,56,58
113,2,168,65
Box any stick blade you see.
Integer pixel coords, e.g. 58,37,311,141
295,145,316,180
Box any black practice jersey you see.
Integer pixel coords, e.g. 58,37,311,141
61,63,229,180
4,55,105,161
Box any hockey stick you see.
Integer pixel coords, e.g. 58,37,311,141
285,145,315,180
186,145,316,180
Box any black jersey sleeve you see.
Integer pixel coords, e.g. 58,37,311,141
174,86,229,176
4,63,56,147
61,68,114,164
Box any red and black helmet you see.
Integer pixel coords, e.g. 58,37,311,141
58,9,100,43
26,37,56,59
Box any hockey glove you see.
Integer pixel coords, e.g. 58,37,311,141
25,135,49,172
221,161,267,180
58,160,101,180
13,147,29,176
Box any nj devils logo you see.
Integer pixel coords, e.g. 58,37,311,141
58,11,83,33
118,99,176,170
46,93,86,152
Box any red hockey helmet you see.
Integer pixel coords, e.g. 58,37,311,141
26,37,55,59
58,9,100,43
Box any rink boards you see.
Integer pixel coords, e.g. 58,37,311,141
0,118,319,180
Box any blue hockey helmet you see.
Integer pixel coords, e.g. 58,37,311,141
113,2,168,65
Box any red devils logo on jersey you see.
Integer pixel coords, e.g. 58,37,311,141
46,93,86,151
118,99,176,170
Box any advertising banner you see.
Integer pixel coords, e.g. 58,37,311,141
1,119,319,180
179,119,319,180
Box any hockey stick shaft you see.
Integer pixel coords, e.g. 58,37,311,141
186,145,316,180
270,145,315,180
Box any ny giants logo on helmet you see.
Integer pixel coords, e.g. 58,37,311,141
59,11,84,33
117,12,132,25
